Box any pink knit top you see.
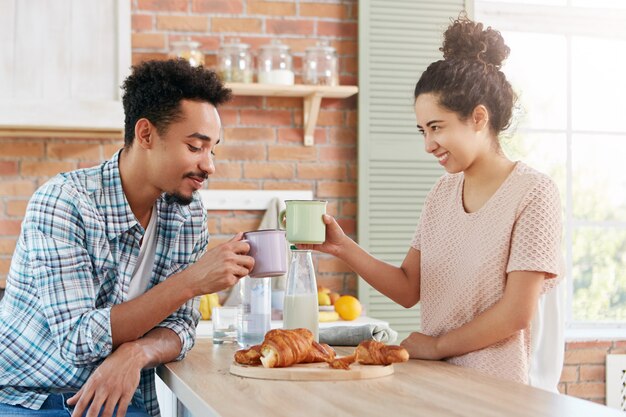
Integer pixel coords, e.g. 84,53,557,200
411,162,563,384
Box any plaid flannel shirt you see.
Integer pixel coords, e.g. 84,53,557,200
0,150,207,416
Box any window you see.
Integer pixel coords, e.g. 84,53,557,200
476,1,626,326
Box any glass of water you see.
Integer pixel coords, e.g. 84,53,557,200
211,306,238,344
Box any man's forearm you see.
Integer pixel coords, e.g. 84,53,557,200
110,270,197,348
128,327,183,369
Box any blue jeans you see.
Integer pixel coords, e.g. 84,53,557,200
0,393,150,417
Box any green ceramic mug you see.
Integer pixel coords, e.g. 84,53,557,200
279,200,327,244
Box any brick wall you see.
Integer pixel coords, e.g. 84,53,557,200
0,0,620,406
558,340,626,405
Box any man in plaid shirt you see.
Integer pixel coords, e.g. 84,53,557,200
0,59,254,417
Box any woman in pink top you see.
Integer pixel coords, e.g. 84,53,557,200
300,17,564,391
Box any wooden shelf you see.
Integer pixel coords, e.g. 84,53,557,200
226,83,358,146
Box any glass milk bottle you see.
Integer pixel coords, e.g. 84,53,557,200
237,276,271,347
283,247,319,341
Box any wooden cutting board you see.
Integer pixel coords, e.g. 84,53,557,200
229,359,394,381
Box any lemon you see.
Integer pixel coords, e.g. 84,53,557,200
317,291,331,306
334,295,362,321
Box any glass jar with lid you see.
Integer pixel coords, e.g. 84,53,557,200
303,40,338,86
169,37,204,67
257,40,295,85
218,38,253,83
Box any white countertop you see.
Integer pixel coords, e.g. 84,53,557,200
196,316,388,338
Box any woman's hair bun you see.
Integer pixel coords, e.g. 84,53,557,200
440,17,510,69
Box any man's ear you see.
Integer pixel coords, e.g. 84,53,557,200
472,105,490,132
134,118,155,149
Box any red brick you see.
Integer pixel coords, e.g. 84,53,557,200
350,2,358,20
248,1,296,15
218,108,238,126
319,146,356,162
318,181,356,198
21,161,74,177
212,18,262,33
244,163,294,179
77,161,102,169
268,146,317,161
263,181,311,191
318,21,358,38
557,383,566,394
329,127,356,145
240,110,292,126
300,3,349,19
132,33,166,49
0,180,36,197
192,0,243,13
559,365,578,383
282,38,319,54
103,144,124,159
566,382,605,399
0,141,44,158
564,348,608,365
567,341,612,350
132,14,153,32
0,161,18,175
157,15,208,32
211,162,242,179
266,19,314,35
613,341,626,349
298,163,346,180
206,181,260,190
0,220,22,236
580,365,605,382
343,273,358,294
347,163,357,180
223,127,275,142
266,97,300,109
341,56,358,74
206,218,219,234
47,143,101,160
277,128,326,144
316,275,344,293
224,96,264,108
221,218,261,234
318,257,352,273
132,52,169,65
346,111,357,127
137,0,188,12
6,200,29,217
216,144,267,161
316,110,344,127
341,201,357,217
332,40,358,56
0,238,16,255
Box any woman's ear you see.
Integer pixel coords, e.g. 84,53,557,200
472,105,490,132
134,118,155,149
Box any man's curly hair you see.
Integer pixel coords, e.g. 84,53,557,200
121,59,231,146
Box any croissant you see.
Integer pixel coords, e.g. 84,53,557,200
233,328,336,368
234,344,262,366
328,340,409,370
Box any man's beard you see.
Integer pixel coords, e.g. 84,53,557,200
164,191,194,206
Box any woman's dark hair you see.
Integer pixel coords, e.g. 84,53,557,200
414,17,516,136
121,59,232,146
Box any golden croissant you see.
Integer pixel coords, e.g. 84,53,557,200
328,340,409,370
234,328,336,368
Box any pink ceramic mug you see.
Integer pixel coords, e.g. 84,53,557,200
243,229,288,278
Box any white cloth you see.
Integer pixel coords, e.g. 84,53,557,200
528,279,566,392
127,206,158,300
